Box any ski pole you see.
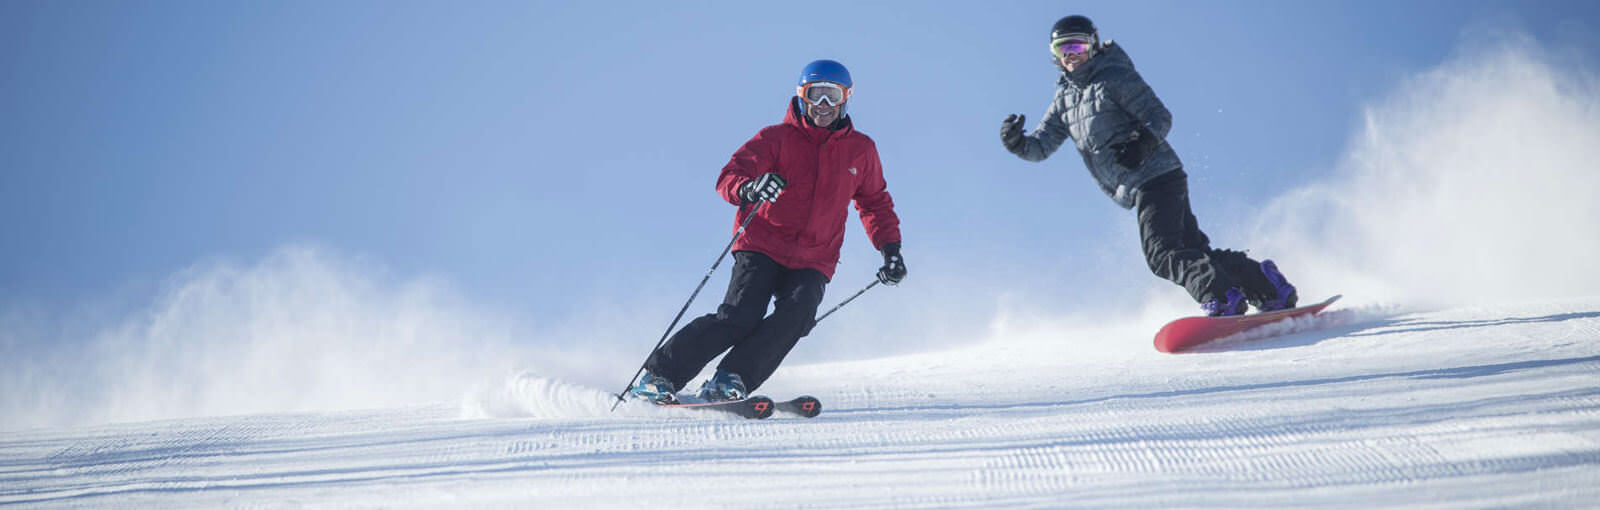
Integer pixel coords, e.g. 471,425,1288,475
813,278,880,325
610,203,764,411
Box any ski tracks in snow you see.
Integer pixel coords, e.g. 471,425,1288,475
2,301,1598,507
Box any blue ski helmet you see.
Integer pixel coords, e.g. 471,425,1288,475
798,59,852,88
796,59,852,117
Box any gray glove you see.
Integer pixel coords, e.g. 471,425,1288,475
1112,127,1160,169
1001,114,1027,156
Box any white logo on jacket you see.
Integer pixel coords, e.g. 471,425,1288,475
847,167,858,175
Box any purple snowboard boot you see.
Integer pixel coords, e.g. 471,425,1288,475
1255,260,1298,312
1202,287,1247,317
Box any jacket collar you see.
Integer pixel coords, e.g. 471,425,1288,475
1060,40,1132,87
784,97,853,141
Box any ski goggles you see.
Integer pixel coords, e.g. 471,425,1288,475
1051,37,1093,59
797,81,851,106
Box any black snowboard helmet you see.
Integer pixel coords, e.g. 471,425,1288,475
1050,15,1100,58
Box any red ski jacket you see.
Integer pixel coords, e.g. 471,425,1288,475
716,98,901,280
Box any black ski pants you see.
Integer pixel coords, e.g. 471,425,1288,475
645,251,827,392
1133,169,1275,304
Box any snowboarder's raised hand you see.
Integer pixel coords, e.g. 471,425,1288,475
876,242,906,285
739,173,788,204
1001,114,1027,155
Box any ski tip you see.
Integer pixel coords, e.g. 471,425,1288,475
781,396,822,418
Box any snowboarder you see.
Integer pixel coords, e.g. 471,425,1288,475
999,15,1296,316
632,59,905,403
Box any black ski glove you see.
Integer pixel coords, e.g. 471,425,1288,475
1112,127,1160,169
739,173,788,204
876,242,907,285
1000,114,1027,156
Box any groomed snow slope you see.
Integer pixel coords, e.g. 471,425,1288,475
3,299,1597,508
5,32,1600,510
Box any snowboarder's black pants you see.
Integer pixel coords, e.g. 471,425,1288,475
1133,169,1274,304
645,251,826,392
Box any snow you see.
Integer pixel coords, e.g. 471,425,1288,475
5,31,1600,510
2,299,1598,508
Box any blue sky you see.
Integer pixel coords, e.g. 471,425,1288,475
4,1,1599,350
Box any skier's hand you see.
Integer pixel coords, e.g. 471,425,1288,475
876,242,906,285
1113,127,1159,169
1000,114,1027,156
739,173,787,204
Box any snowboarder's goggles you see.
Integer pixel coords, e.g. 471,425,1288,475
797,81,850,106
1051,37,1092,58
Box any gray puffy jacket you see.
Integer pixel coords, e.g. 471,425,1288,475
1013,41,1182,208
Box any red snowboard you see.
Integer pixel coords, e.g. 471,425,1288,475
1154,295,1342,353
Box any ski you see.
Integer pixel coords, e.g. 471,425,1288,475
655,395,775,419
774,395,822,418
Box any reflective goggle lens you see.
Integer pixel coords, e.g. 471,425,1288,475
1052,39,1091,58
800,82,848,106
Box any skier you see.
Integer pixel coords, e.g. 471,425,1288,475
999,15,1296,317
631,59,905,403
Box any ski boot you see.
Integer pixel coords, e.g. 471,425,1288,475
1254,260,1298,312
630,371,679,404
1202,287,1247,317
697,370,748,402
